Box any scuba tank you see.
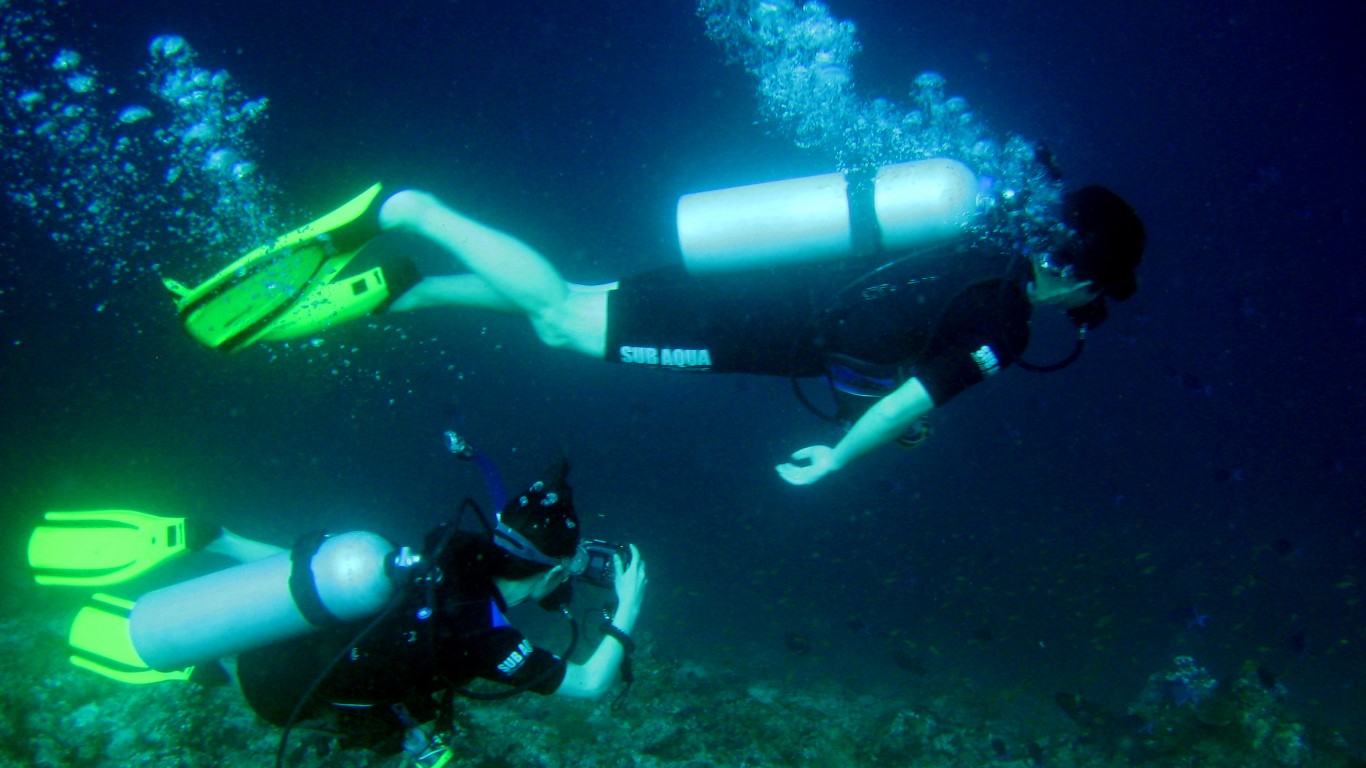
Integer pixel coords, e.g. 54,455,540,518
676,158,978,274
128,531,408,671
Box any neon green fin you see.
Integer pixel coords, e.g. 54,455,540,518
68,593,193,685
162,183,387,352
258,255,420,343
28,509,189,587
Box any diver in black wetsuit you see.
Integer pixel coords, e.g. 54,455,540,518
374,178,1143,485
230,465,647,764
181,165,1142,486
34,441,647,768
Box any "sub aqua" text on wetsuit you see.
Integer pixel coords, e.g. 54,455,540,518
618,346,714,369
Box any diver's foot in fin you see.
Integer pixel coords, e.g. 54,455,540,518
68,593,195,684
163,184,388,352
185,517,224,551
374,254,422,312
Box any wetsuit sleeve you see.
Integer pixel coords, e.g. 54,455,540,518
460,626,567,695
915,280,1031,406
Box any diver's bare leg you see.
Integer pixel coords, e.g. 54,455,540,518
202,529,286,563
379,190,609,358
390,274,521,314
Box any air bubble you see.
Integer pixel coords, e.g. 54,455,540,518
182,121,216,142
913,71,945,90
51,49,81,71
203,148,237,172
118,106,152,124
65,74,95,93
150,35,186,59
698,0,1069,261
816,63,850,87
4,19,278,291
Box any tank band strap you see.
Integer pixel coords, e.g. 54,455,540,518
290,531,343,628
845,167,882,258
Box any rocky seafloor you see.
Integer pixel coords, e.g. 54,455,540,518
2,611,1360,768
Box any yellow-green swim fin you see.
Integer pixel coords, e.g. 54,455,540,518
28,509,190,587
68,593,194,684
258,253,419,342
162,183,406,352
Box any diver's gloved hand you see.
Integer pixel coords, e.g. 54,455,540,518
776,445,839,486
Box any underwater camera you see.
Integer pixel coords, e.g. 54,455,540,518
576,540,631,588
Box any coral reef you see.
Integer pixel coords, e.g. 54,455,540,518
2,609,1359,768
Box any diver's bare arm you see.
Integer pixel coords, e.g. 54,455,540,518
554,546,646,699
831,377,934,467
776,377,933,485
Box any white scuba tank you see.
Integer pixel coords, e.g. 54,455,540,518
128,531,398,671
676,158,978,274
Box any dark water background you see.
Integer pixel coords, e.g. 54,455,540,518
2,0,1362,743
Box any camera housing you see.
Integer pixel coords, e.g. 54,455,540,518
576,539,630,588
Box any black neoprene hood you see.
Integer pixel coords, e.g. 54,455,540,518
1059,185,1146,301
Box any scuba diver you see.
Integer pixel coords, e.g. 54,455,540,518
28,443,647,768
163,158,1144,486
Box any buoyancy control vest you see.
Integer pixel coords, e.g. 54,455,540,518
798,240,1026,431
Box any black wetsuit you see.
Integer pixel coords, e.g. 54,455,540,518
604,242,1033,407
237,534,565,749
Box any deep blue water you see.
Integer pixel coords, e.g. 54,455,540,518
1,0,1362,746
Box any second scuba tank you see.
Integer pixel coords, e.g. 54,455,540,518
676,158,978,274
128,531,399,671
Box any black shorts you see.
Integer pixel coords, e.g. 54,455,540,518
604,265,824,376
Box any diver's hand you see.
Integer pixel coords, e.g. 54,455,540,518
776,445,839,486
611,545,647,626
